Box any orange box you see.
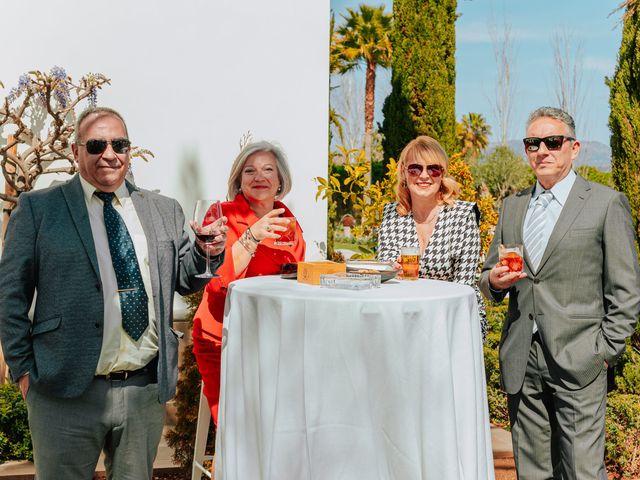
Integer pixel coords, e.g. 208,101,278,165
297,261,346,285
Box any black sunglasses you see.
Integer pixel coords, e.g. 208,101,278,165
78,138,131,155
522,135,574,152
406,163,444,178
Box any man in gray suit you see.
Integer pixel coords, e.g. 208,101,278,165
0,107,227,479
480,106,640,479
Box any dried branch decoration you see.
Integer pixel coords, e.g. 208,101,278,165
0,67,110,204
239,130,253,151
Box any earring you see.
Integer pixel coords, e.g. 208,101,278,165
277,185,282,194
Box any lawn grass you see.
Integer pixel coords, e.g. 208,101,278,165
334,241,361,252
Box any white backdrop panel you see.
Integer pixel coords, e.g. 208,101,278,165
1,0,329,259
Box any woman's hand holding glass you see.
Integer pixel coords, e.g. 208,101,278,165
249,208,292,242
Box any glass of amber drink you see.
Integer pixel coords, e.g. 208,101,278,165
499,244,524,273
400,246,420,280
274,217,296,246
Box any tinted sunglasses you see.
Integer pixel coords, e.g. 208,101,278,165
406,163,444,178
522,135,574,152
78,138,131,155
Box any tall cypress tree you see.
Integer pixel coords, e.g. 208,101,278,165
381,0,458,163
608,6,640,246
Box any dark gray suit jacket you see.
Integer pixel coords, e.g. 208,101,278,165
480,175,640,394
0,175,221,402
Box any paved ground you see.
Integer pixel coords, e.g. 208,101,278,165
0,425,515,479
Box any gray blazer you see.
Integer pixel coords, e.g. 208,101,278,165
0,175,221,402
480,175,640,394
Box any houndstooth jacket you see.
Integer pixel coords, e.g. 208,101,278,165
377,200,488,340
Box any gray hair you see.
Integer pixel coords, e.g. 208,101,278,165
74,107,129,143
526,107,576,138
227,140,292,201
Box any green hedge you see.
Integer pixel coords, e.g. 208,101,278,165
484,303,509,428
606,393,640,477
0,383,32,462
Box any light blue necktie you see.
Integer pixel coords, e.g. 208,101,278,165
95,191,149,341
524,191,553,272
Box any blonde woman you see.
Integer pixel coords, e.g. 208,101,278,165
377,135,487,339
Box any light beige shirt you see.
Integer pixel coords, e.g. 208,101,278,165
79,176,158,374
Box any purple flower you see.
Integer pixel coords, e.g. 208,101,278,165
17,74,30,90
6,87,21,104
53,80,70,108
54,88,69,108
88,87,98,107
50,66,67,80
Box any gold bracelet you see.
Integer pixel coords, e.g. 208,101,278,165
246,227,260,244
238,235,256,257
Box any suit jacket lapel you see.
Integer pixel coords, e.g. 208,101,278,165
61,175,100,278
537,175,590,272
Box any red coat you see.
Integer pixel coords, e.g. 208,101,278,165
191,193,305,423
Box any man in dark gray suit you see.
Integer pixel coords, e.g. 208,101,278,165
0,107,227,479
480,106,640,479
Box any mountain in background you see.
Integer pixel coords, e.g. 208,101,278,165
492,140,612,172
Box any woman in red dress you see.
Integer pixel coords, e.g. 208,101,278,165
192,141,305,423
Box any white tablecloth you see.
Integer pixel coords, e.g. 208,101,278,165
216,276,495,480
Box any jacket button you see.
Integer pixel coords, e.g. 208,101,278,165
528,314,534,320
533,278,540,284
94,322,100,329
96,283,101,291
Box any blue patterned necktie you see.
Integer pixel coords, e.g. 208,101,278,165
95,191,149,341
524,190,553,272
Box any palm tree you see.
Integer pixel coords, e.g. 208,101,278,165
329,13,348,149
457,113,492,164
336,5,393,171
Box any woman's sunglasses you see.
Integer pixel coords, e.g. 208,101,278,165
522,135,574,152
406,163,444,178
78,138,132,155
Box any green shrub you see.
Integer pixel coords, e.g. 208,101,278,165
606,393,640,477
575,165,614,189
473,146,534,202
0,382,32,462
614,345,640,394
484,302,509,429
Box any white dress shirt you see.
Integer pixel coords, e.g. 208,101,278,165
79,177,158,374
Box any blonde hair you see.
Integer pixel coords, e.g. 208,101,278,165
395,135,460,216
226,140,292,201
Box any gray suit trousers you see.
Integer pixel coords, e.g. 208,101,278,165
26,375,164,480
508,336,607,480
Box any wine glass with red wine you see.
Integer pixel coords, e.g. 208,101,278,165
193,199,223,279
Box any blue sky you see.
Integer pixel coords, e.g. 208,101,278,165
331,0,623,145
